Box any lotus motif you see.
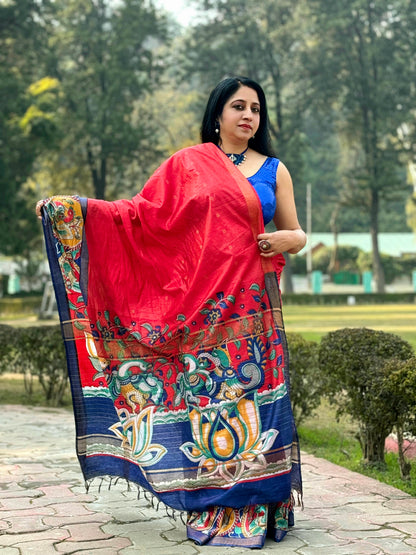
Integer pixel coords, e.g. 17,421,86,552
110,406,167,467
180,395,278,481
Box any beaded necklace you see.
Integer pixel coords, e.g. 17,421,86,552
218,146,249,166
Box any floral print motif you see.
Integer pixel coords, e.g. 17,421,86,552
200,291,236,325
186,499,294,547
180,395,279,481
145,325,167,345
110,406,167,467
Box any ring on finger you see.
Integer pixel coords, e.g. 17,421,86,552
259,239,271,251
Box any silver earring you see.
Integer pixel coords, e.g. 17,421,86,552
215,128,219,134
215,121,220,134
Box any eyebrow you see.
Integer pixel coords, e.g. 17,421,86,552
231,99,260,106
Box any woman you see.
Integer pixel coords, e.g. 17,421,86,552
201,77,306,258
36,76,306,549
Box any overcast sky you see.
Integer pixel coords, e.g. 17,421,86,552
154,0,197,26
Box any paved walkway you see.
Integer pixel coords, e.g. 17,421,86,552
1,405,415,554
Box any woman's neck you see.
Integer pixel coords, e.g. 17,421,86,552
219,139,249,154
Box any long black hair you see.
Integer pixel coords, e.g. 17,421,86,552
201,76,275,157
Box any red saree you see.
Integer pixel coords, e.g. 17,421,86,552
42,142,302,548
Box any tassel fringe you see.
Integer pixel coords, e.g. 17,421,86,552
84,476,301,522
84,476,186,521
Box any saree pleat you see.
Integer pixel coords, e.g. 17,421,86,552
41,142,301,545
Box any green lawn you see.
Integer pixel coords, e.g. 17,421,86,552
0,374,72,408
298,400,416,496
283,303,416,349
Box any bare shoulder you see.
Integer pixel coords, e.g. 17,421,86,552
276,160,294,188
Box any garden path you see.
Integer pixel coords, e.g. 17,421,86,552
1,405,415,554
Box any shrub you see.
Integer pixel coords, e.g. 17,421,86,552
382,357,416,479
289,254,306,275
313,245,362,275
0,324,18,374
287,332,322,425
319,328,414,466
15,325,68,406
399,254,416,277
311,247,331,274
357,251,403,285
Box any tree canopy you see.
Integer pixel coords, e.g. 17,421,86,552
301,0,415,291
22,0,169,200
0,0,48,256
1,0,415,294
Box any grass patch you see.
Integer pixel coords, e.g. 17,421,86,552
284,303,416,350
0,374,72,408
298,400,416,496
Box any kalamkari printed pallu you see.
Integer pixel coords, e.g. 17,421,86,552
41,142,302,548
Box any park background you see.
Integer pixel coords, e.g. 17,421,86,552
1,0,416,496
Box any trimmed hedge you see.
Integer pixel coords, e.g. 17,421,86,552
283,292,416,305
0,324,68,406
382,357,416,479
287,332,322,425
1,293,414,313
0,324,16,372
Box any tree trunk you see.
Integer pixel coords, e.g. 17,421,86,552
281,253,294,294
354,7,385,294
361,426,388,466
328,206,339,275
96,157,106,200
396,424,411,480
86,141,107,199
94,174,105,200
369,189,385,293
23,368,34,396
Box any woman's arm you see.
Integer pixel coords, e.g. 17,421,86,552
257,162,307,257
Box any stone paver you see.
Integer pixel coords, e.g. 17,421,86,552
1,404,415,554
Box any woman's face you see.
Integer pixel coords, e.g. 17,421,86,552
218,86,260,148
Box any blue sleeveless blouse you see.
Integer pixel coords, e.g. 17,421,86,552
247,157,279,225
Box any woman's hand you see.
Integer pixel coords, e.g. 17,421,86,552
257,229,306,257
35,199,48,219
